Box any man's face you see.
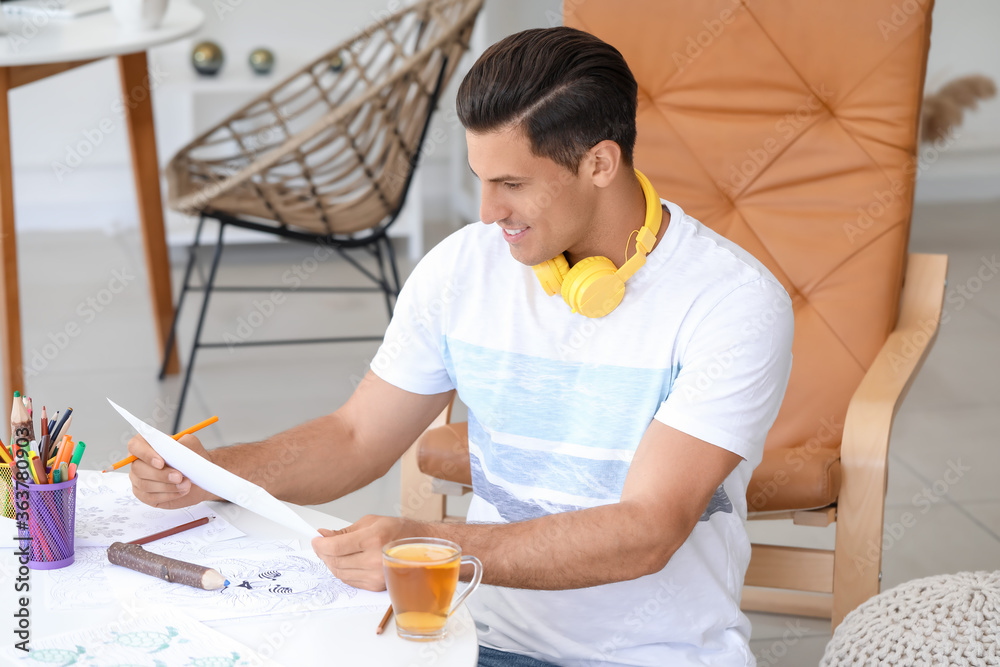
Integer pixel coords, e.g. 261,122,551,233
467,127,596,266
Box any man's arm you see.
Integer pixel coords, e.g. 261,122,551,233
128,371,455,509
312,419,742,591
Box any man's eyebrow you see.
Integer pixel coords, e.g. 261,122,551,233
467,164,527,183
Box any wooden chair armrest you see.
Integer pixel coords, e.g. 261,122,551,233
841,252,948,473
833,252,947,625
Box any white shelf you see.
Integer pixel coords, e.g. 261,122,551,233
150,39,425,260
155,44,308,94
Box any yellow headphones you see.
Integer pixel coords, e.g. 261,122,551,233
531,169,662,318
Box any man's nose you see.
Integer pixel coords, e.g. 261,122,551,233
479,186,509,225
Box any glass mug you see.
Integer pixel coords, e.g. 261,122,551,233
382,537,483,641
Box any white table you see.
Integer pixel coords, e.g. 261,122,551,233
2,498,479,666
0,3,205,400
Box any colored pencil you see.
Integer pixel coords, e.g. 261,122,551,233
102,415,219,472
127,516,212,545
47,409,58,437
50,410,72,448
376,605,394,635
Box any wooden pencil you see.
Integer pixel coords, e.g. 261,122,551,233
127,517,212,545
103,415,219,472
50,410,72,447
376,605,394,634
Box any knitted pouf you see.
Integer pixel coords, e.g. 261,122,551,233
821,571,1000,666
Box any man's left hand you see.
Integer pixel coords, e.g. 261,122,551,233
312,515,422,591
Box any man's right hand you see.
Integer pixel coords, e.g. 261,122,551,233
128,433,218,509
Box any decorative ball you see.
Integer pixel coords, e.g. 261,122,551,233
191,41,225,76
248,48,275,75
329,53,345,73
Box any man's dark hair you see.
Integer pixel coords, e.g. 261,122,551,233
457,26,638,173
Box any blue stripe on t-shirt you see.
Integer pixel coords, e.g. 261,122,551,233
468,450,583,522
442,337,678,448
442,338,680,522
468,414,631,501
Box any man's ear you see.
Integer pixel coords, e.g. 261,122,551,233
584,140,624,188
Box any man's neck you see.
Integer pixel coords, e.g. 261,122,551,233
565,171,668,267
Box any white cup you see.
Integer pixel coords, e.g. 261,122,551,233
111,0,170,30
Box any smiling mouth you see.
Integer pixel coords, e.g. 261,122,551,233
500,226,528,242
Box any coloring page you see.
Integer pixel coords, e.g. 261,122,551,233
7,609,281,666
45,538,387,621
73,470,245,547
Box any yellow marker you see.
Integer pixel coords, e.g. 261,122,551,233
27,453,40,483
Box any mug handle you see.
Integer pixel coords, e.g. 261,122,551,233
448,555,483,617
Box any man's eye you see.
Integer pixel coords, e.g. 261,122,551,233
504,182,522,191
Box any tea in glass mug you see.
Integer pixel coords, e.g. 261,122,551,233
383,537,483,641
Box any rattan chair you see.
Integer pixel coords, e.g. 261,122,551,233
160,0,483,431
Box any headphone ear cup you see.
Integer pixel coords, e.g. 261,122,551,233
532,254,571,296
561,256,625,318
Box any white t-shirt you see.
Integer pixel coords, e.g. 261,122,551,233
371,199,794,667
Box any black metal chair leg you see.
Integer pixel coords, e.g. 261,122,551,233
384,232,402,299
371,236,395,320
173,222,226,433
159,215,208,380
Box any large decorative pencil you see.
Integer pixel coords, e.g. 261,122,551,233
107,542,229,590
10,391,34,460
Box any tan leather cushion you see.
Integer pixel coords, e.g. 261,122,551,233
416,422,472,487
747,445,841,512
565,2,933,472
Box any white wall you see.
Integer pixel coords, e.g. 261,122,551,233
915,0,1000,201
8,0,996,237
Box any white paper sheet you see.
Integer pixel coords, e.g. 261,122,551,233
109,399,320,539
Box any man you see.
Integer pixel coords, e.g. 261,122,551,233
130,26,793,667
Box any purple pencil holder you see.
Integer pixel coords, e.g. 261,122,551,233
17,476,77,570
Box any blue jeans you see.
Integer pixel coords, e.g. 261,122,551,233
478,646,558,667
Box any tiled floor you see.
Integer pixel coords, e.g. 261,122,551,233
16,196,1000,665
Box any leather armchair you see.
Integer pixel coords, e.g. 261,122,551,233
400,0,947,630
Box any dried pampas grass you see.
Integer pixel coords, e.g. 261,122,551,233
920,74,997,144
